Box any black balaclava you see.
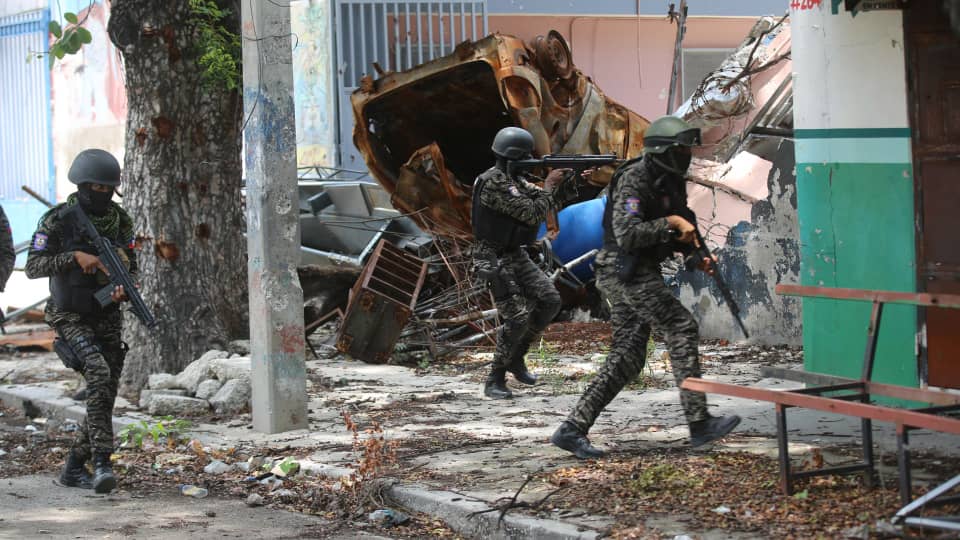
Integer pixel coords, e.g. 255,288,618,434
78,184,114,216
649,147,692,177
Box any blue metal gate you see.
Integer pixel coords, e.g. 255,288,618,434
0,9,54,241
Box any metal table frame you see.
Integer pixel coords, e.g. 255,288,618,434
681,285,960,510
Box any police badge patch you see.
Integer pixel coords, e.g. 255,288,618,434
509,185,521,197
32,232,48,250
625,197,641,216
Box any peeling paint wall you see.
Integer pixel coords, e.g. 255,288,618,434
792,4,917,387
678,139,800,345
49,0,126,201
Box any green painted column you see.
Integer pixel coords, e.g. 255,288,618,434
792,5,918,391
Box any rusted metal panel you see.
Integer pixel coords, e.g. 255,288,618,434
350,30,650,237
336,239,428,363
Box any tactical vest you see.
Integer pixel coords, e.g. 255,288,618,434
49,208,117,315
602,158,678,264
471,168,539,251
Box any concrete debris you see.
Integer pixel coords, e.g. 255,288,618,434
228,340,250,356
195,379,223,401
210,357,251,382
147,395,210,416
209,378,251,415
245,493,265,507
176,350,228,394
147,373,180,390
139,389,188,409
368,508,410,527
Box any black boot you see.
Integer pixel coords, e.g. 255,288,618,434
483,368,513,399
689,414,741,448
58,450,93,489
507,356,538,385
92,452,117,494
551,421,604,459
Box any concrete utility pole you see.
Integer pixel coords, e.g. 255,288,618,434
241,0,308,433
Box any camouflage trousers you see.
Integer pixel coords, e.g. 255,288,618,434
566,259,708,432
476,248,561,370
54,313,125,460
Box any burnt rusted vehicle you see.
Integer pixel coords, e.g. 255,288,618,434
350,31,651,239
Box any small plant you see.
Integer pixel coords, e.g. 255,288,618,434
119,416,192,449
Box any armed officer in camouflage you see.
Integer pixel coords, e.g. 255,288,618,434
551,116,741,458
473,127,580,399
25,149,136,493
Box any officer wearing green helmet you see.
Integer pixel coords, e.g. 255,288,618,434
551,116,741,458
25,149,137,493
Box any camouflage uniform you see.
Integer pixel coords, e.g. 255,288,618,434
0,205,15,292
565,158,708,432
472,167,577,372
25,198,136,460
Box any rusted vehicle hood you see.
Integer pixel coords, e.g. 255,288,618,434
351,31,650,238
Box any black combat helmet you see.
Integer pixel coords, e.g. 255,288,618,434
67,149,121,187
491,127,535,160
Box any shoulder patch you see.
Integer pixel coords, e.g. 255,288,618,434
625,197,641,216
32,232,48,250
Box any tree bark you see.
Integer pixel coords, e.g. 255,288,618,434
108,0,247,396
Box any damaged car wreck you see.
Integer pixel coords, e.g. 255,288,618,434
306,19,799,363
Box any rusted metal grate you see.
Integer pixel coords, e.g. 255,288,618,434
336,239,428,363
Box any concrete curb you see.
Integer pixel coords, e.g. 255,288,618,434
1,384,601,540
0,384,141,433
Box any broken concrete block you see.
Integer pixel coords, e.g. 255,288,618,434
211,357,251,382
176,350,228,394
139,389,188,409
148,373,181,390
195,379,222,401
209,378,251,415
147,395,210,416
228,339,250,356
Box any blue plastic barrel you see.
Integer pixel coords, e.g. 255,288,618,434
537,195,606,281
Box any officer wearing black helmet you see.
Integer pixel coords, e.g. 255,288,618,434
472,127,580,399
25,149,137,493
551,116,741,459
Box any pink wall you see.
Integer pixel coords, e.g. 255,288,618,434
489,16,759,121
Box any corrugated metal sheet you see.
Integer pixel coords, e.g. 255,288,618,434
0,9,53,201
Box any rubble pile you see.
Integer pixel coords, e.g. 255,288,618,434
140,348,252,416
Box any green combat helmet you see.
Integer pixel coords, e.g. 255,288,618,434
642,116,702,175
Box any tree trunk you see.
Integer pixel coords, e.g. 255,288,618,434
108,0,247,396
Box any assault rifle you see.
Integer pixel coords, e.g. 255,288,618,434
508,153,621,238
675,211,749,339
507,153,621,176
62,205,158,329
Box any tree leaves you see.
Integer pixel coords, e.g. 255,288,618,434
42,12,89,69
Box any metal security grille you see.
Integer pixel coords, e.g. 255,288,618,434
334,1,488,167
0,10,53,201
